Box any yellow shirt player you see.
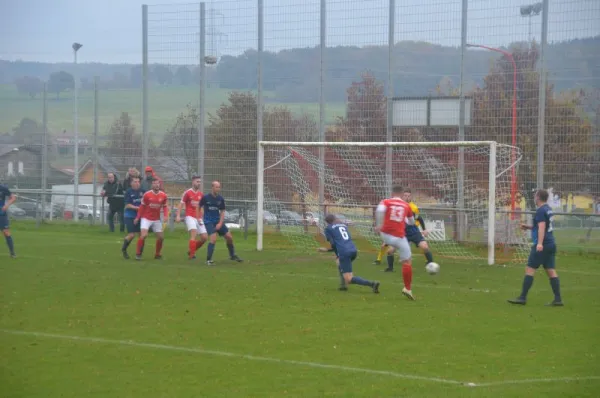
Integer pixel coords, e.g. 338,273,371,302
375,188,435,271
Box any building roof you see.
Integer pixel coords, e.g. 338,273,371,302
0,144,40,157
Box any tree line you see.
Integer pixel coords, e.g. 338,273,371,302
5,36,599,101
6,41,598,202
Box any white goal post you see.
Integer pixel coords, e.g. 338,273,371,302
257,140,525,265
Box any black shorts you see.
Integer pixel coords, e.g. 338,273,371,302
406,227,425,247
527,244,557,269
125,217,140,234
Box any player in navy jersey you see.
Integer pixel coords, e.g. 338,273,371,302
199,181,242,265
324,214,380,293
508,189,563,306
121,176,145,259
0,183,16,258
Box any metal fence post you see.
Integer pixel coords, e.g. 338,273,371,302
92,77,99,226
536,0,549,190
142,4,149,171
40,82,48,227
386,0,395,197
318,0,326,220
457,0,468,242
199,2,207,190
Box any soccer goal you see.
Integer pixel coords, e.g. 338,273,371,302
256,141,528,265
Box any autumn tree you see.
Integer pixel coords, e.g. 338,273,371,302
469,43,595,208
205,92,318,200
161,104,200,180
12,117,43,146
48,71,74,99
329,71,387,142
14,76,43,98
105,112,142,172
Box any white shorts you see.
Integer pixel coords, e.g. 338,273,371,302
141,218,163,233
380,232,412,261
185,216,207,234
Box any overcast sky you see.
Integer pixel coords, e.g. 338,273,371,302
1,0,598,64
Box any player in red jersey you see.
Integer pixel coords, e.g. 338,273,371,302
375,185,416,300
134,178,169,260
176,175,208,260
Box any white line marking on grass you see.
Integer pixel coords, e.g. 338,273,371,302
469,376,600,387
1,329,461,385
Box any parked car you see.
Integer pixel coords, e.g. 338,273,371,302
305,211,320,226
336,214,354,226
239,210,277,227
279,210,304,226
7,205,26,218
16,202,39,218
76,204,103,222
18,202,63,219
224,209,241,223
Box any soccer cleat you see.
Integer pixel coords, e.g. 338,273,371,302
338,286,348,291
383,267,394,272
545,300,564,307
10,253,17,258
135,255,142,261
122,250,130,260
507,297,527,305
154,255,162,260
230,255,243,262
187,251,196,260
372,281,380,294
402,287,415,301
206,260,215,266
373,260,381,265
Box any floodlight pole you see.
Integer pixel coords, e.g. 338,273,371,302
72,42,82,222
520,2,547,191
467,43,518,216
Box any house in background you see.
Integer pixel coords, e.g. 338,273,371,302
75,155,119,184
53,132,91,157
0,144,41,187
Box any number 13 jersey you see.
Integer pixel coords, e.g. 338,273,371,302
377,198,414,238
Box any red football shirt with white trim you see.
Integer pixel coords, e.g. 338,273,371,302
378,197,414,238
180,189,203,218
140,190,168,221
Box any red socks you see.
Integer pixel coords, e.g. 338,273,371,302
402,262,413,290
136,238,145,255
189,240,196,258
195,240,205,250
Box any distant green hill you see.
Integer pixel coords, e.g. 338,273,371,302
0,37,597,136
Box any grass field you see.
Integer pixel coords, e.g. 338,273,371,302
0,84,346,137
1,223,599,397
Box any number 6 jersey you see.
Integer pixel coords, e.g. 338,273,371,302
377,197,414,238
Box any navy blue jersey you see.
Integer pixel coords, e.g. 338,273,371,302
0,184,13,216
200,193,225,224
325,223,357,256
124,188,144,218
532,203,555,246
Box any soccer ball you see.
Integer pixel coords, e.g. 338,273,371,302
425,262,440,275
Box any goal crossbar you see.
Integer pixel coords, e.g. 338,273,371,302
257,140,499,265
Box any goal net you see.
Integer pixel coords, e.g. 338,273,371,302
257,141,529,265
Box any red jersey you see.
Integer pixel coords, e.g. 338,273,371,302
180,189,203,218
377,197,414,238
138,190,168,221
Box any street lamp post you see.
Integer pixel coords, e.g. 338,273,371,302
466,43,518,214
72,42,82,222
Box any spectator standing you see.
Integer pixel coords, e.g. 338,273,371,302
101,172,125,233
